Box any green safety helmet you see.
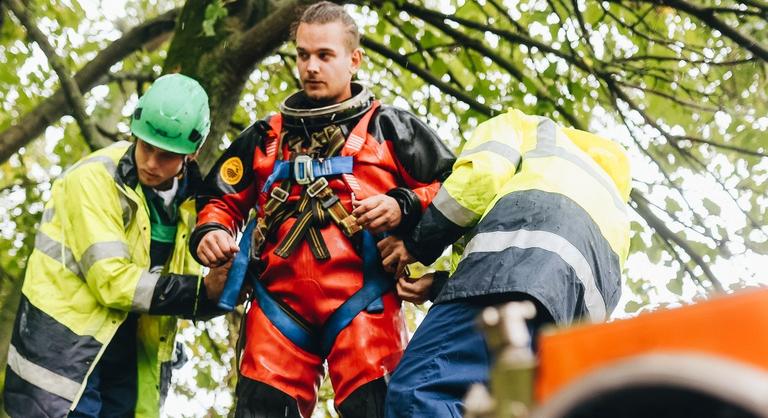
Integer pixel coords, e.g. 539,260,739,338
130,73,211,154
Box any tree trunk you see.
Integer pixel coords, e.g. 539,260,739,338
0,273,23,417
163,0,311,173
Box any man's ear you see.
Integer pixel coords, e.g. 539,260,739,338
350,47,363,75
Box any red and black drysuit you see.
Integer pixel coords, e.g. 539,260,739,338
191,84,454,418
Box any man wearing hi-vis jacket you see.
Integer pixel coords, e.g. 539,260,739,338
379,109,632,417
3,74,228,418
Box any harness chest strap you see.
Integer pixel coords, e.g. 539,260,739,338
255,102,379,259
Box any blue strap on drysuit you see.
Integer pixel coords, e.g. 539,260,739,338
261,156,354,193
249,230,393,357
218,218,257,311
250,273,320,354
318,231,390,355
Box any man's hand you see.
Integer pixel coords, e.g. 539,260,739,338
203,260,232,302
197,229,239,267
396,274,434,305
352,194,402,234
378,235,415,278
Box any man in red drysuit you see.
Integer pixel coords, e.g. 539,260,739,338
189,2,455,417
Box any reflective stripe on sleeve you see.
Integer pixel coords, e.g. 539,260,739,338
461,229,607,322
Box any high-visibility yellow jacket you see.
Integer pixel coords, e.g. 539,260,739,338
406,109,631,324
3,142,215,418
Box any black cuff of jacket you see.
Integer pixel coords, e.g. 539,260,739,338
148,273,200,316
428,270,450,302
403,235,437,266
192,279,228,320
189,222,231,265
386,187,422,236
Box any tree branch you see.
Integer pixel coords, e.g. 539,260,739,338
622,0,768,61
382,13,467,93
0,7,179,164
390,2,583,129
615,80,720,112
107,71,159,85
361,36,495,117
667,0,768,61
658,230,710,294
7,0,101,150
231,0,313,66
95,124,126,143
702,6,767,18
671,135,768,158
631,189,725,293
739,0,768,11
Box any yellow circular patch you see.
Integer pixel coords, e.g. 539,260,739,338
220,157,244,185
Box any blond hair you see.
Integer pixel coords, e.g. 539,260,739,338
292,1,360,51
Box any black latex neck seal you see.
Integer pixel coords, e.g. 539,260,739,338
280,82,374,130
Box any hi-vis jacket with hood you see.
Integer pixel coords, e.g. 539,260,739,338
3,142,217,418
405,109,632,324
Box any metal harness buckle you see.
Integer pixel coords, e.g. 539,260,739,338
270,186,289,202
307,177,329,197
293,155,314,185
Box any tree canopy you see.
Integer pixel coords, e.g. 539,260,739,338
1,0,766,416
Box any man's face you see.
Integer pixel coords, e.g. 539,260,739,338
296,21,361,104
134,139,186,189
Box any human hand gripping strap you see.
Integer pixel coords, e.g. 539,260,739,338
218,217,257,310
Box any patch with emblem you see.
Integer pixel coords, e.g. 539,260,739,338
220,157,244,185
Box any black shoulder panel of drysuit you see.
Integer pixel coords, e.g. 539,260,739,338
367,105,455,184
194,120,268,214
190,119,272,263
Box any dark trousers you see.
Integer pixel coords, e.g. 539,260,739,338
69,315,138,418
385,294,552,418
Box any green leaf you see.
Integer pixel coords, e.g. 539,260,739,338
431,58,448,78
702,198,721,216
522,78,537,93
647,240,663,264
745,238,768,255
402,21,419,38
625,301,644,313
666,276,683,295
665,197,683,214
389,35,404,51
630,232,647,252
543,63,558,79
421,30,442,49
202,2,229,37
568,81,585,100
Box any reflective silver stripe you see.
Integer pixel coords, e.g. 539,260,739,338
536,117,557,147
462,229,607,322
132,270,160,312
432,187,480,227
527,119,627,213
41,207,55,223
460,140,521,167
35,231,81,277
7,344,81,401
80,241,130,276
65,155,117,176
